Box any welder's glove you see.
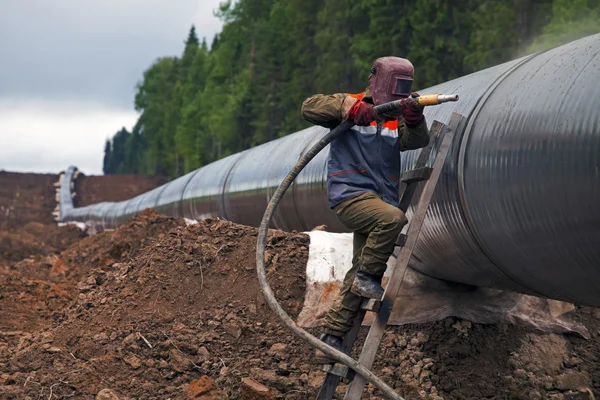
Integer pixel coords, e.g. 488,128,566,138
346,100,378,126
401,92,424,125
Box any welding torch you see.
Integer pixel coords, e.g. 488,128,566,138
411,93,459,106
376,93,459,118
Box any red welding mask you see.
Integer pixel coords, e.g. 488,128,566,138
369,57,414,107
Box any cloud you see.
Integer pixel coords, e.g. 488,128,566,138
0,0,223,174
0,0,223,109
0,100,138,175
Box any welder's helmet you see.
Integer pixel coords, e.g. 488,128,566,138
369,57,414,105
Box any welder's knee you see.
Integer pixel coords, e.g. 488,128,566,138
386,207,408,231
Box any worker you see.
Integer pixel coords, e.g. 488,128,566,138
301,57,430,363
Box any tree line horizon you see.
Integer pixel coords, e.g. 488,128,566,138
102,0,600,179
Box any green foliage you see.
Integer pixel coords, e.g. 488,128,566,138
102,140,112,175
350,0,413,77
529,0,600,51
103,128,130,174
104,0,596,178
465,0,520,72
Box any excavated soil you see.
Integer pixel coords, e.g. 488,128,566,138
0,173,599,400
0,171,167,348
0,171,59,228
1,210,313,400
73,173,167,207
0,172,88,333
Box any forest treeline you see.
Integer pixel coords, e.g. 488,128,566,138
103,0,600,178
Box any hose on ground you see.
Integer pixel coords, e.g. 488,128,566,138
256,99,406,400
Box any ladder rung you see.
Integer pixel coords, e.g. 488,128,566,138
395,233,407,247
360,298,381,312
322,363,355,380
401,167,432,183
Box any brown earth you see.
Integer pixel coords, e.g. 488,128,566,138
0,173,599,400
0,171,59,228
0,210,313,400
73,173,167,207
0,171,165,346
0,222,86,333
0,170,166,226
0,171,88,333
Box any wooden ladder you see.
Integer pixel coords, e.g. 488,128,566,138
316,112,465,400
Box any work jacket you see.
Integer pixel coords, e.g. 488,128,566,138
302,91,429,208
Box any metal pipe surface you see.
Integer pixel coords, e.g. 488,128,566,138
61,34,600,306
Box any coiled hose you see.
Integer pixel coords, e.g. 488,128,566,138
256,99,407,400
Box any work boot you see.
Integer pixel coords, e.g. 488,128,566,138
351,271,384,299
314,333,344,364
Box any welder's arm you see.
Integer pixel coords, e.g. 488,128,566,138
301,94,358,129
398,117,430,151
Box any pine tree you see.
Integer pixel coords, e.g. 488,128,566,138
407,0,477,89
350,0,414,80
180,26,200,82
134,57,179,176
108,128,130,174
313,0,369,93
102,139,112,174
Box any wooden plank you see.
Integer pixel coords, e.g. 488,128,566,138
400,167,432,183
360,298,381,313
316,372,340,400
323,363,350,378
316,309,366,400
398,121,445,213
343,113,464,400
395,233,407,247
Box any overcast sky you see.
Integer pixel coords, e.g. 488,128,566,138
0,0,223,175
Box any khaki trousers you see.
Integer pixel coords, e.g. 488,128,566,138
322,192,408,337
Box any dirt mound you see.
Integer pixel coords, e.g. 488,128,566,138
0,170,167,228
370,315,599,400
0,221,86,334
0,170,165,338
60,208,186,270
1,211,313,399
0,222,85,264
0,210,183,335
73,173,167,207
0,171,58,228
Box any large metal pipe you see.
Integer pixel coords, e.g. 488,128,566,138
61,34,600,306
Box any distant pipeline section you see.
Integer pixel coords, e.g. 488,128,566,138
60,34,600,307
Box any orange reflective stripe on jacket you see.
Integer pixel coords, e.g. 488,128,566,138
345,92,399,130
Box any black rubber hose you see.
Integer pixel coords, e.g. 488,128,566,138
256,100,406,400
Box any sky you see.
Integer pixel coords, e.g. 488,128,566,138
0,0,224,175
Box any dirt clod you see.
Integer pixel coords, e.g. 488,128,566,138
187,375,227,399
96,388,122,400
241,377,274,399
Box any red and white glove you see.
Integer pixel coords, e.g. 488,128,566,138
346,101,378,126
400,92,424,125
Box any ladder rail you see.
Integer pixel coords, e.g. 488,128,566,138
343,113,463,400
398,121,445,213
315,116,462,400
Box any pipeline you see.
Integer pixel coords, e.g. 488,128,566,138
59,33,600,307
